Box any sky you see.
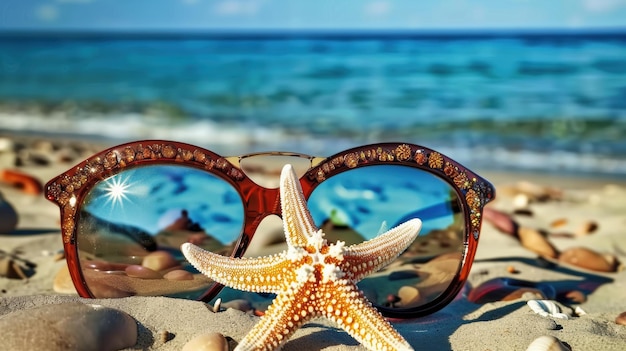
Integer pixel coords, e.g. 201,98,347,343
1,0,626,31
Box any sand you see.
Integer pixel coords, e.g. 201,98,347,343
1,135,626,350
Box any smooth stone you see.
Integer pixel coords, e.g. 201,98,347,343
518,227,559,259
163,269,194,281
0,303,137,351
142,250,179,272
183,332,229,351
398,285,421,306
0,193,18,233
558,247,617,272
525,335,570,351
616,311,626,326
125,265,163,279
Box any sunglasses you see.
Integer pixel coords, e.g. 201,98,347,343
45,141,495,319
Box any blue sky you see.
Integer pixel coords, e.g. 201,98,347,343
1,0,626,31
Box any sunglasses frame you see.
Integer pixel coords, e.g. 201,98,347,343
45,140,495,319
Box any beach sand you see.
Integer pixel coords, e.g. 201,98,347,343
1,135,626,350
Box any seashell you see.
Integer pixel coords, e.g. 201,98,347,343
574,306,587,316
142,250,179,271
0,193,18,233
125,265,163,279
575,220,598,236
53,264,77,294
182,332,229,351
525,335,571,351
212,298,222,313
518,227,559,258
482,207,519,236
615,311,626,326
558,247,618,272
163,269,194,281
527,300,570,319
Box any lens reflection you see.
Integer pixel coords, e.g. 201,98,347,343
76,165,245,299
308,165,465,310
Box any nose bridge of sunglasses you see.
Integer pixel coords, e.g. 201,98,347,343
231,152,315,188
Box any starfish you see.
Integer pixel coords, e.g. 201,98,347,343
182,164,421,351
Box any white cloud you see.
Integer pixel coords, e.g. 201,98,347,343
583,0,626,13
36,4,59,22
364,1,391,17
214,0,262,16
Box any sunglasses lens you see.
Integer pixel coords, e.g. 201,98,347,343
75,165,244,299
308,165,465,312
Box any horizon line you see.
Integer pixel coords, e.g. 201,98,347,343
1,27,626,40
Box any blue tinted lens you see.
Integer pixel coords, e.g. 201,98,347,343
76,165,244,298
308,165,465,309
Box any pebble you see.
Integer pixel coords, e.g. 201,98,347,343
543,319,560,330
142,250,179,271
575,220,598,236
549,218,568,228
182,332,229,351
125,265,163,279
163,269,194,281
563,290,586,304
558,247,618,272
525,335,571,351
0,192,18,233
397,285,421,306
0,302,137,351
616,311,626,326
518,227,559,259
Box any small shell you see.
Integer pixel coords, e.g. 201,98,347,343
525,335,570,351
527,300,570,319
518,227,559,259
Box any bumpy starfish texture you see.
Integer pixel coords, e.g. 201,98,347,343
182,164,421,351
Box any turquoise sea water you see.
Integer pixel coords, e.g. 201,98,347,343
1,31,625,175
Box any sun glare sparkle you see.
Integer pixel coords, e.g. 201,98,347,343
103,175,133,208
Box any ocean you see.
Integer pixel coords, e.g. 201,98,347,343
1,31,625,176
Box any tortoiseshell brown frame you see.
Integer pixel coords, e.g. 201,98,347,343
45,140,495,318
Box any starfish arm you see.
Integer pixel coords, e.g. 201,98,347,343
235,283,315,351
280,164,318,247
342,218,421,282
320,281,413,351
181,243,296,294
